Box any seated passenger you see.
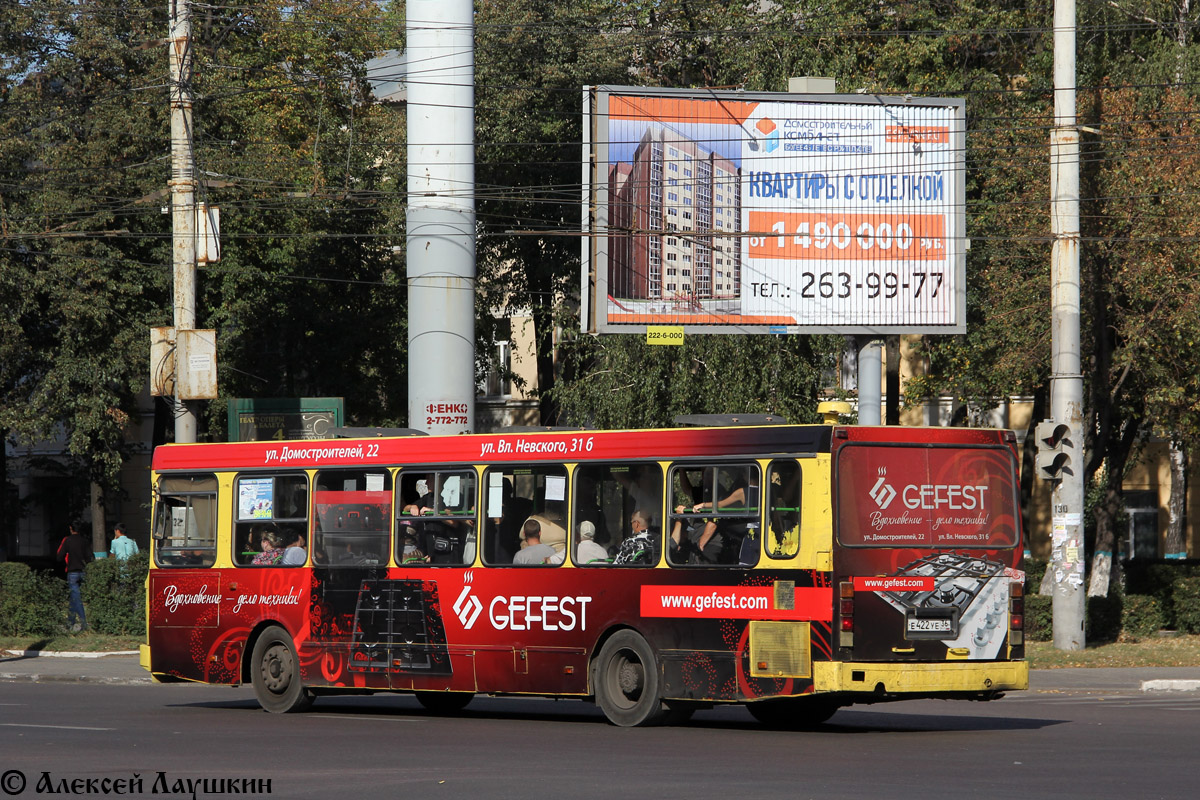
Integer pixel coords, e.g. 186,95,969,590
513,519,557,565
575,520,609,564
252,527,285,565
613,510,657,565
281,528,307,566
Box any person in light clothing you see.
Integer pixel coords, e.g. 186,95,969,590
574,520,609,564
110,522,139,560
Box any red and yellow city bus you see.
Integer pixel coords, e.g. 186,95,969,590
142,417,1027,726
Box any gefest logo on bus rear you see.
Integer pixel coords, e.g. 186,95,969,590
839,445,1019,548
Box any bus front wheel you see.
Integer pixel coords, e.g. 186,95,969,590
250,625,313,713
593,630,673,727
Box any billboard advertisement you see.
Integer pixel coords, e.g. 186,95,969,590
582,87,967,334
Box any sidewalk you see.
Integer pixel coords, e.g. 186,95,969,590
3,651,1200,692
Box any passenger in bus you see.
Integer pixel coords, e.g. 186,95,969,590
281,528,307,566
252,527,285,565
613,509,657,565
400,526,427,563
513,519,557,565
574,520,609,564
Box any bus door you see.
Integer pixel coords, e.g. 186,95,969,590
832,440,1023,662
149,474,224,682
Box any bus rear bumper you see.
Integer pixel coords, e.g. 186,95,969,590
813,659,1029,700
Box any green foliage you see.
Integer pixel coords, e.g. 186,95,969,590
551,334,843,428
0,563,66,636
1120,594,1166,642
1024,558,1048,593
80,553,148,636
1170,578,1200,635
1025,594,1053,642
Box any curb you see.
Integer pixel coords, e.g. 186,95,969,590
1141,679,1200,692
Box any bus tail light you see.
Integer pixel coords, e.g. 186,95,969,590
1009,581,1024,646
839,581,854,648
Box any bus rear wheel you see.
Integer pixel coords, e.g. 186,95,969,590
747,696,840,728
250,625,313,713
593,630,674,727
414,691,474,714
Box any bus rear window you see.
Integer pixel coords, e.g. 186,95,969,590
835,444,1020,549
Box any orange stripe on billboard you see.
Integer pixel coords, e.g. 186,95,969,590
885,125,949,144
609,94,759,125
747,211,947,261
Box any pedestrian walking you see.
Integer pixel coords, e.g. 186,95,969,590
110,522,139,560
56,519,93,633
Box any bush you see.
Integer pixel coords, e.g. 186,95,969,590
81,553,148,636
1025,594,1052,641
0,562,66,636
1120,594,1165,641
1024,558,1048,595
1172,577,1200,634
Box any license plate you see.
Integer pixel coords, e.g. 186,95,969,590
908,617,952,633
905,610,958,639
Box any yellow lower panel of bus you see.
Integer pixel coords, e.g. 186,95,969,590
812,659,1029,695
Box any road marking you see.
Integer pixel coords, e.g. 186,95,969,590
308,715,426,723
1,724,115,731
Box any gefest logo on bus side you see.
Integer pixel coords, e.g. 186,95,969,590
453,572,593,633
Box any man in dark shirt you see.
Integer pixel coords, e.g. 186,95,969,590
56,519,93,632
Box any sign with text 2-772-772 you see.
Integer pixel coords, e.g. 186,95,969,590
583,86,966,335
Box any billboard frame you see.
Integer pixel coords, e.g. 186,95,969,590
581,85,967,336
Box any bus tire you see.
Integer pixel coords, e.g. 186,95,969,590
250,625,313,714
593,630,672,727
747,696,840,728
414,691,474,714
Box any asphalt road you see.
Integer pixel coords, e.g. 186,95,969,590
2,671,1200,800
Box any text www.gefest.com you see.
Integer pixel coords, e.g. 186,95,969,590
658,591,769,614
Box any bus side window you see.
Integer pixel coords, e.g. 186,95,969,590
572,463,662,566
232,474,309,566
766,460,802,559
667,462,760,567
153,474,218,568
482,465,568,566
312,469,392,567
396,469,478,566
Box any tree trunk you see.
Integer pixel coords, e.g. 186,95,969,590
90,481,106,559
1166,440,1188,558
1088,480,1124,598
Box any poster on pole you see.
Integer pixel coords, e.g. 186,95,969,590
582,86,966,334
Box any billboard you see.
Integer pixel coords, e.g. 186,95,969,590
582,87,966,334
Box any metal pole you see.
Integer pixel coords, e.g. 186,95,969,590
407,0,476,435
1050,0,1085,650
856,336,883,426
168,0,197,443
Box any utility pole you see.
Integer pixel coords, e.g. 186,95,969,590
1046,0,1086,650
406,0,476,435
168,0,197,443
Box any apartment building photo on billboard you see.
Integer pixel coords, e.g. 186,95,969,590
583,87,967,335
607,126,743,309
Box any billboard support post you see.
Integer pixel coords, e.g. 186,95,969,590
856,336,883,425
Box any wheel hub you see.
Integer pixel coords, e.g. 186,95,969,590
617,659,643,696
